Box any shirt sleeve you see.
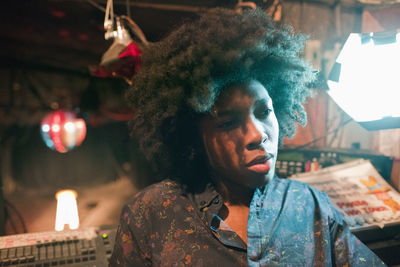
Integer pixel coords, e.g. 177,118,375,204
325,193,387,267
109,203,152,267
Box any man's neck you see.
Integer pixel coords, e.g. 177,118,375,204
213,177,254,206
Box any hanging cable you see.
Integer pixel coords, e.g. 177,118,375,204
86,0,106,12
86,0,149,46
104,0,115,40
5,199,27,234
126,0,131,19
293,118,353,150
121,15,149,46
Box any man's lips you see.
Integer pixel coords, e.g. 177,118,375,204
245,153,274,173
246,153,274,166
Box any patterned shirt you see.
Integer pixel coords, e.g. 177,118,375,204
110,177,386,266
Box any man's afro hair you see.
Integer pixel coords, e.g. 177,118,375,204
126,8,316,186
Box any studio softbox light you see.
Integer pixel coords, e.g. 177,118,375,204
327,30,400,130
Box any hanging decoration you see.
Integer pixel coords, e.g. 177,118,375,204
90,0,148,84
40,110,87,153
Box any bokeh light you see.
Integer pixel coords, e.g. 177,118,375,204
40,110,87,153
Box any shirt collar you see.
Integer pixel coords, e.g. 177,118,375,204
188,176,278,251
192,182,220,209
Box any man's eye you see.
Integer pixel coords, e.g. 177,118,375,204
257,108,272,118
217,119,237,129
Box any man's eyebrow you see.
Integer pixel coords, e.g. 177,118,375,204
254,97,272,107
214,109,240,117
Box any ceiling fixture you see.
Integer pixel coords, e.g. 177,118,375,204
90,0,147,84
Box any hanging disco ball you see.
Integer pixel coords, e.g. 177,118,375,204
40,110,87,153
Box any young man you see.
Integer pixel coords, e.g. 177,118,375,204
110,8,386,266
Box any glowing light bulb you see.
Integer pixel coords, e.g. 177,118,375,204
41,124,50,132
64,122,75,133
55,190,79,231
52,124,60,132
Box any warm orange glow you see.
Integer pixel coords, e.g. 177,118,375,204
55,189,79,231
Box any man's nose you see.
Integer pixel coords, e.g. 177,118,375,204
245,117,267,150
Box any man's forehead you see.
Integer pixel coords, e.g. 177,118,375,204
213,94,272,117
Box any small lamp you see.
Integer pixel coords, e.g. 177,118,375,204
55,190,79,231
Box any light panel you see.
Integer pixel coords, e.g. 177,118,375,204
327,31,400,130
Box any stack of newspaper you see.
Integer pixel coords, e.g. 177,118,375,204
290,159,400,229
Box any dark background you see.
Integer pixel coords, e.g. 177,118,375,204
0,0,365,188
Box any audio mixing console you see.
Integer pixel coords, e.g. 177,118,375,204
0,226,116,267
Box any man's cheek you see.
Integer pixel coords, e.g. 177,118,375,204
204,136,224,169
217,138,241,171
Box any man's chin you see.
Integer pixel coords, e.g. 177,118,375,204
245,173,273,189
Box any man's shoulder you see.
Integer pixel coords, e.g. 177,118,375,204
276,177,332,204
277,177,341,219
275,176,315,190
125,179,183,211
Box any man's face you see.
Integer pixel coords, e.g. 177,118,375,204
199,80,279,189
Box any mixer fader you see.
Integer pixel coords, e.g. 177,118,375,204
0,226,116,266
